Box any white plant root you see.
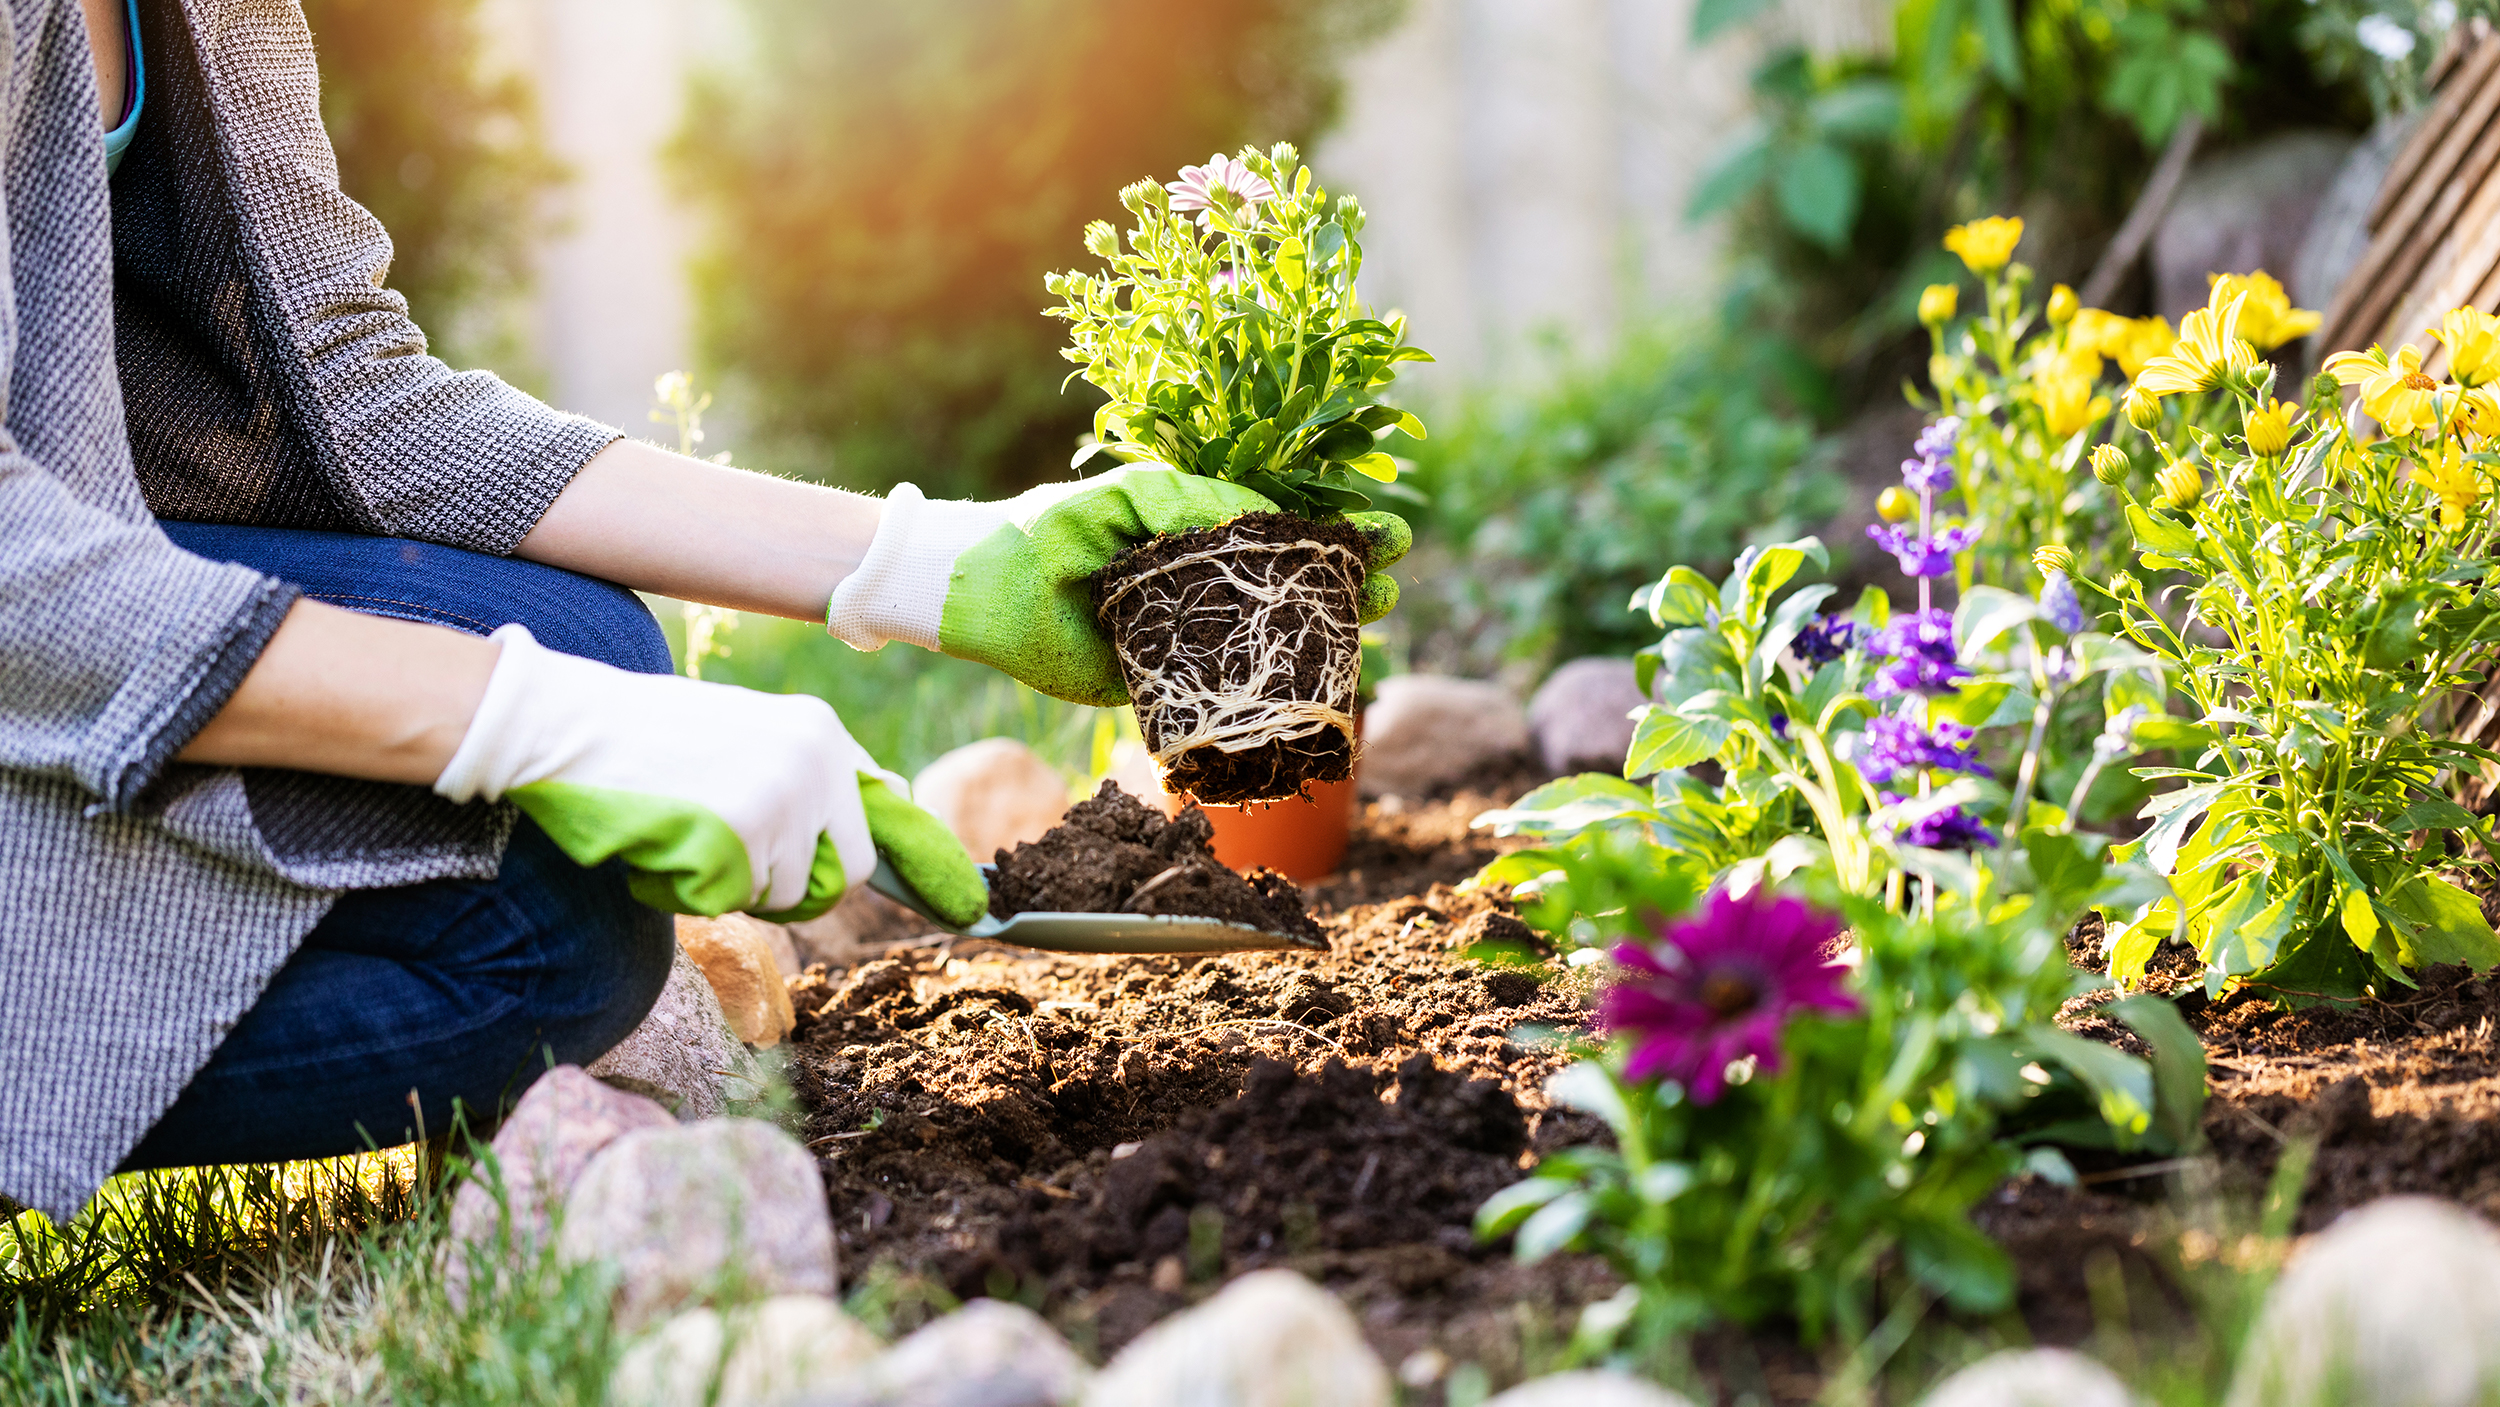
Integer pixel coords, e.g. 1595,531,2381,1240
1098,535,1364,771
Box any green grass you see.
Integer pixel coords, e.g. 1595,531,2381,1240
653,604,1115,781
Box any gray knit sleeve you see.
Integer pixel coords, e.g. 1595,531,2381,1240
193,0,621,555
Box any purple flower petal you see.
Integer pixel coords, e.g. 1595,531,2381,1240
1597,889,1856,1104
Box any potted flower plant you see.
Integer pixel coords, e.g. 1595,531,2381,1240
1047,144,1430,805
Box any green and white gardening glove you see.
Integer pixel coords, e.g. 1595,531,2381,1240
826,464,1411,706
434,625,988,927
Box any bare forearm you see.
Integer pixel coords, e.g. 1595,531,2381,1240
174,600,498,785
514,439,885,620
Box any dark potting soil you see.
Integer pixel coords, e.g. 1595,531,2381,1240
786,770,2500,1401
986,782,1323,943
1091,512,1367,806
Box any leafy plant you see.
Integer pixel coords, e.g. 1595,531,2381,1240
2084,292,2500,998
1478,853,2203,1352
1045,145,1431,517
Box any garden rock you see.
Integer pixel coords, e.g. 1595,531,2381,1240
2292,113,2417,315
676,914,797,1047
2150,131,2355,328
608,1294,881,1407
1921,1349,2139,1407
557,1118,839,1332
1357,675,1529,799
798,1299,1090,1407
1082,1268,1389,1406
443,1064,671,1304
1481,1371,1701,1406
1526,656,1651,774
913,738,1072,861
2227,1197,2500,1407
588,947,757,1120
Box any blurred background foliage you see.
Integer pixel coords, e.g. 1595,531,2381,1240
303,0,567,384
667,0,1406,499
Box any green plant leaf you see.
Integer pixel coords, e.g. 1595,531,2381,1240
2127,504,2198,558
1474,1177,1570,1241
2379,876,2500,970
1774,140,1859,250
2390,794,2479,831
1955,585,2041,656
2110,994,2208,1152
1544,1063,1633,1134
1642,566,1719,628
1692,0,1774,41
1687,127,1772,220
1627,706,1735,777
2022,1024,2154,1138
1513,1193,1593,1262
1348,452,1399,483
1901,1214,2016,1314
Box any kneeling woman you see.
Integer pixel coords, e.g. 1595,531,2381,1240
1,0,1407,1220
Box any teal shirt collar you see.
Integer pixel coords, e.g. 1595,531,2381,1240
103,0,144,175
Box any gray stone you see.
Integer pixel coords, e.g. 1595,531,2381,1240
608,1294,882,1407
557,1118,839,1332
1482,1372,1702,1407
913,738,1074,863
1922,1349,2139,1407
800,1299,1091,1407
588,947,757,1120
444,1065,672,1304
1083,1269,1389,1407
1527,656,1651,774
1358,675,1530,799
2293,113,2420,320
2226,1197,2500,1407
2151,131,2357,329
676,914,798,1048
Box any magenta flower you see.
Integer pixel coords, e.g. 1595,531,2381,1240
1167,155,1276,229
1598,889,1857,1103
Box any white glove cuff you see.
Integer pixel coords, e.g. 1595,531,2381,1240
434,624,557,804
825,484,1009,652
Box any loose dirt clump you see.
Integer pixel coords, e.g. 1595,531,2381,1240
988,783,1322,943
1093,513,1368,804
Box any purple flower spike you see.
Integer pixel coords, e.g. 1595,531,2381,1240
1864,608,1970,698
1599,889,1857,1104
1789,613,1862,667
1902,418,1962,495
1866,523,1979,579
2040,571,2086,633
1850,714,1991,786
1879,793,2002,851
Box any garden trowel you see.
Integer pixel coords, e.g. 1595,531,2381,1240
865,860,1327,956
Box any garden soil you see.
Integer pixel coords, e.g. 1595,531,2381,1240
784,761,2500,1401
986,783,1321,942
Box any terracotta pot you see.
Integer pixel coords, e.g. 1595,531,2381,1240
1192,775,1359,882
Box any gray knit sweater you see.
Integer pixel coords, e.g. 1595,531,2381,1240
0,0,621,1219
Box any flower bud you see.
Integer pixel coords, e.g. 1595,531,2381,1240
2032,543,2075,577
2156,462,2203,511
2243,398,2301,457
1877,486,1917,523
1919,283,1959,327
2090,443,2130,487
2047,284,2079,326
2124,386,2163,431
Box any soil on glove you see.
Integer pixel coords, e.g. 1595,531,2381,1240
987,782,1322,943
1092,512,1367,805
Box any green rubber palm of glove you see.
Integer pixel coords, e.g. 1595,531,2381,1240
855,776,990,928
943,467,1412,706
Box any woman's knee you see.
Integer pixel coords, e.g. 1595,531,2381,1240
495,825,678,1066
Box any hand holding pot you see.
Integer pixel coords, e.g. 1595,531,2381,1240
435,625,988,926
827,465,1410,706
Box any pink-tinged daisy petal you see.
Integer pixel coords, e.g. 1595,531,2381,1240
1595,888,1856,1104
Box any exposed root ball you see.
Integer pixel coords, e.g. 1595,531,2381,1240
1093,513,1365,804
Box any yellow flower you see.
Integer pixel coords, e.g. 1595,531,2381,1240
2457,385,2500,440
1919,283,1959,327
2047,284,2080,326
2415,444,2483,530
2431,306,2500,388
2069,308,2131,358
2033,543,2075,576
2036,371,2110,440
2123,385,2163,431
2325,343,2445,437
1943,216,2023,274
2052,343,2104,383
2134,287,2260,397
2115,316,2177,379
1876,486,1917,523
2156,462,2204,511
2090,443,2131,486
2207,271,2321,352
2243,399,2303,457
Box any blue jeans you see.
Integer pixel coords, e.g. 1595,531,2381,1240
121,526,678,1169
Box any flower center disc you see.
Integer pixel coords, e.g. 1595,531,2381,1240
1698,968,1763,1019
2406,371,2439,391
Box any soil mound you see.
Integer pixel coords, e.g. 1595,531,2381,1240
988,782,1322,943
